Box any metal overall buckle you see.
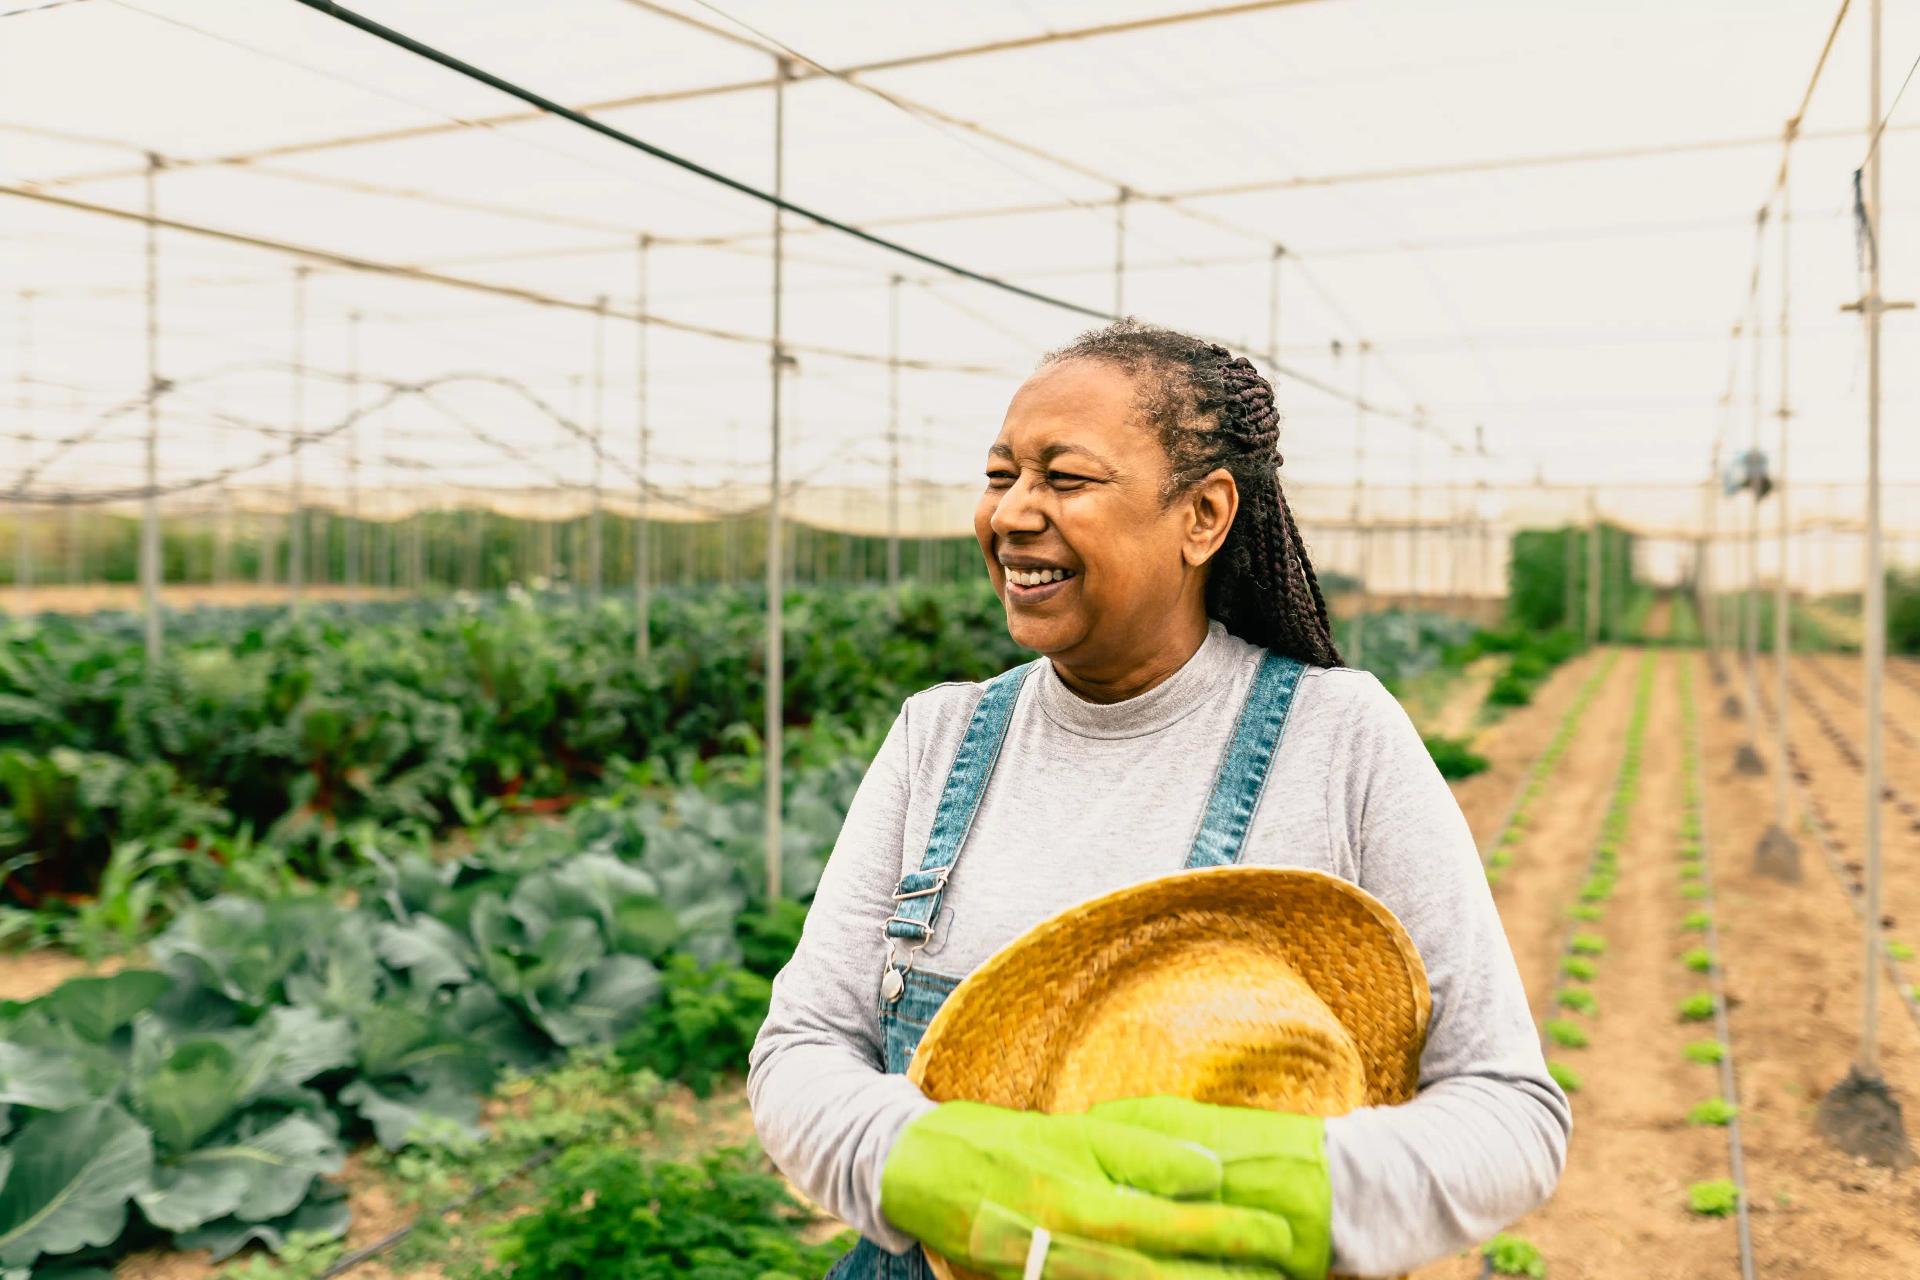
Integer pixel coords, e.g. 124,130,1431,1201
880,867,951,1004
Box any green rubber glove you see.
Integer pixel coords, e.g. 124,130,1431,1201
1087,1097,1332,1280
879,1100,1301,1278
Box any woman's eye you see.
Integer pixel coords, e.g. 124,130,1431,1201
1047,471,1091,488
984,469,1015,488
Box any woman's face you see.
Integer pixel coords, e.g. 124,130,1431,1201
974,359,1231,672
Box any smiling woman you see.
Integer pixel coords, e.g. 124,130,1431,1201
749,319,1568,1280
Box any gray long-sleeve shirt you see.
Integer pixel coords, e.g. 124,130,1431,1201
748,621,1569,1277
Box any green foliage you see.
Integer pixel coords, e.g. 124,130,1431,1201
1682,911,1711,932
1687,1097,1738,1127
0,584,1027,911
1560,956,1597,982
614,958,772,1098
1680,882,1707,900
1544,1019,1589,1049
470,1145,853,1280
1508,522,1640,640
1687,1179,1740,1217
1569,933,1607,956
1480,1232,1547,1278
1423,734,1489,780
1567,904,1604,923
1886,941,1915,962
1546,1061,1581,1094
1678,863,1701,881
1679,993,1717,1022
734,899,809,979
1683,1039,1725,1065
1885,569,1920,656
1682,948,1714,973
1555,988,1597,1015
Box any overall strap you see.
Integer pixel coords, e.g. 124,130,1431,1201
1185,651,1307,869
883,660,1041,989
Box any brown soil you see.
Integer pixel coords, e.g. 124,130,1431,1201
1,583,405,616
1423,652,1752,1278
1693,650,1920,1278
1447,647,1615,854
0,948,117,1001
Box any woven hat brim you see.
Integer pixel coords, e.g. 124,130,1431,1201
908,865,1432,1112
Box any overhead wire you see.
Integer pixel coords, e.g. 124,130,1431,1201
274,0,1446,435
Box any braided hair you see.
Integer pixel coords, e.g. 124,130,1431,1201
1039,318,1343,668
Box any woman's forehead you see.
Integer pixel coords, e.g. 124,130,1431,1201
996,360,1143,447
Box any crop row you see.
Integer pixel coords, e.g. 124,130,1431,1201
1727,655,1920,1027
1479,652,1652,1280
0,584,1026,915
1483,650,1620,889
1672,657,1751,1229
0,739,859,1271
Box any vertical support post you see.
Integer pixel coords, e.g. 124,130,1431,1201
1409,411,1425,607
635,235,652,661
1859,0,1888,1078
1702,444,1720,655
1113,187,1129,317
1564,499,1578,632
14,290,33,606
289,265,308,610
1746,230,1765,685
589,295,607,597
140,153,163,665
1267,244,1284,365
1585,489,1600,646
765,57,791,901
887,273,902,594
1774,127,1795,833
1350,341,1369,667
346,309,362,598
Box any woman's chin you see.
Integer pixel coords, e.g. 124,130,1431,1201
1003,608,1083,655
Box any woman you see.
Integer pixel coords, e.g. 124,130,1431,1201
749,320,1568,1279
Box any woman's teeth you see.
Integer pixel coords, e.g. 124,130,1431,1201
1007,568,1073,587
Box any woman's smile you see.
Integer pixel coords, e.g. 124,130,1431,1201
1000,560,1079,604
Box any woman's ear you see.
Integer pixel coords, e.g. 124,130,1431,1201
1183,467,1239,568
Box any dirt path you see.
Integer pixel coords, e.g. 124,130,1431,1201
1482,650,1641,1023
1696,651,1920,1278
0,948,113,1001
1448,648,1617,854
1,583,407,616
1419,653,1743,1279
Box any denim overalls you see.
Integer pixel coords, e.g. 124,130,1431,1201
828,650,1306,1280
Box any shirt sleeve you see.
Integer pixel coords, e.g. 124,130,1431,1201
747,702,938,1254
1319,670,1572,1277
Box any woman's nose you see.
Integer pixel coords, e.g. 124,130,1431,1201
988,473,1047,538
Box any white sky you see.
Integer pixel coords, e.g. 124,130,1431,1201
1,0,1918,549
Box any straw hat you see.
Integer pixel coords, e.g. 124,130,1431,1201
907,865,1432,1280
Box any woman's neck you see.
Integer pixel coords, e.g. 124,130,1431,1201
1049,613,1212,704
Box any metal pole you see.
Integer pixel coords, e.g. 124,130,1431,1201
1113,187,1129,316
1746,232,1764,690
765,57,790,901
1564,503,1578,632
1351,341,1368,666
14,290,32,607
1410,412,1424,607
346,309,362,598
1268,245,1284,364
589,294,607,597
289,265,308,609
1702,443,1720,654
887,273,902,594
1586,489,1600,646
1774,127,1795,833
1860,0,1887,1076
140,154,163,664
635,235,652,661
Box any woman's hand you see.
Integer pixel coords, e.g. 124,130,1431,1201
878,1100,1312,1279
1088,1096,1331,1280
